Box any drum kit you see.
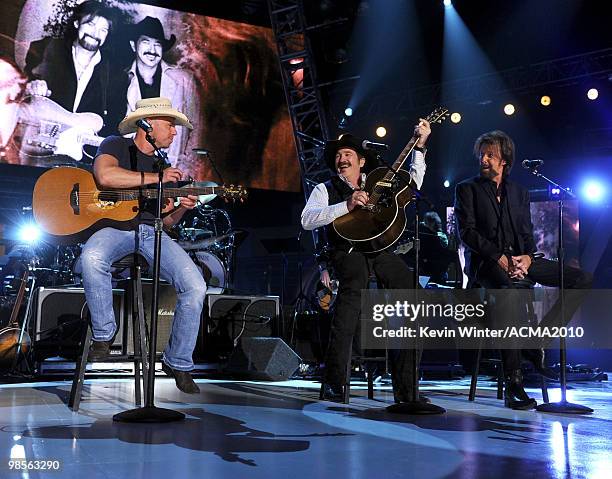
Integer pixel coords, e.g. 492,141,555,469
171,204,246,293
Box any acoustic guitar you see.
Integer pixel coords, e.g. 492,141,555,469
0,268,32,369
18,96,104,162
32,167,247,244
333,107,448,253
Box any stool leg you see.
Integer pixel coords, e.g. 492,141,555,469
468,347,482,401
131,273,142,407
496,362,504,400
541,376,549,403
69,321,92,411
343,359,351,404
367,366,374,400
134,265,149,402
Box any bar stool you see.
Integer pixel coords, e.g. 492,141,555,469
69,254,150,412
468,278,549,403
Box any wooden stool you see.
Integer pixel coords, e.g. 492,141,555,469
69,254,150,412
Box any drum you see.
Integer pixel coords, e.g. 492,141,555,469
174,206,232,246
193,251,227,295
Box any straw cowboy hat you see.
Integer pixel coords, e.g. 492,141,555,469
118,97,193,134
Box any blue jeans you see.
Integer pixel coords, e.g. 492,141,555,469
79,224,207,371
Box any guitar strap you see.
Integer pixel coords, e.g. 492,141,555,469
128,144,141,231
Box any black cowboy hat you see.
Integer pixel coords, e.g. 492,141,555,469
130,16,176,52
323,133,380,173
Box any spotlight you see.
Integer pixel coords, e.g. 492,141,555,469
582,180,606,203
450,112,461,123
443,0,452,7
540,95,551,106
18,223,41,243
587,88,599,100
443,180,450,188
376,126,387,138
503,103,515,116
344,107,353,117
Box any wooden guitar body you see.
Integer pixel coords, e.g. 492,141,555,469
333,167,414,252
33,167,139,244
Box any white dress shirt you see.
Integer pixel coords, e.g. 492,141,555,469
301,150,427,231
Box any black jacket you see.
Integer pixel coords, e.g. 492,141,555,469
454,175,537,281
25,37,127,137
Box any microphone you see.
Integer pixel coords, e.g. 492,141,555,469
192,148,210,156
362,140,390,151
136,118,153,133
522,158,544,169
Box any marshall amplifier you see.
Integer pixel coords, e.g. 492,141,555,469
34,287,124,359
123,279,177,355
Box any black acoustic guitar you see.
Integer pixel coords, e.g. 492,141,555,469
333,107,448,253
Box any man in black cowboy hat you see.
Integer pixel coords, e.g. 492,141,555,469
301,120,431,403
126,16,200,169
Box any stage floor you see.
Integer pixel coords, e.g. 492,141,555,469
0,376,610,478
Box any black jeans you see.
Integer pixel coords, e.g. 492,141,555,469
324,250,418,401
475,257,593,372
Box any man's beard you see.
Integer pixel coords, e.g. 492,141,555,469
480,167,499,180
78,35,101,52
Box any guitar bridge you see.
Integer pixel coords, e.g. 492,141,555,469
70,183,80,215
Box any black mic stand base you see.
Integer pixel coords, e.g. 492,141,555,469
535,401,593,414
113,406,185,423
386,401,446,415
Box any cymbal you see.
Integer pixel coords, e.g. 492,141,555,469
178,233,232,251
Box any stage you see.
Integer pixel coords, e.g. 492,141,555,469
1,376,610,478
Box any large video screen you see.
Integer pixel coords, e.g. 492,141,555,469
0,0,300,191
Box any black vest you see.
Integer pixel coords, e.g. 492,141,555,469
322,176,354,252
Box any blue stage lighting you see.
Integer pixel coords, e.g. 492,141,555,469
443,0,452,7
19,223,41,243
344,107,353,117
443,180,450,188
582,180,606,203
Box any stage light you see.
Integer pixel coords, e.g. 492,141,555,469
344,107,353,117
587,88,599,100
443,180,450,188
450,112,461,123
18,223,41,243
503,103,515,115
582,180,606,203
376,126,387,138
443,0,452,7
540,95,551,106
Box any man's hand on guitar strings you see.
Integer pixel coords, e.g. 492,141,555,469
162,167,184,183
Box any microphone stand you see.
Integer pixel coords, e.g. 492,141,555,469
386,192,445,415
528,166,593,414
114,132,185,423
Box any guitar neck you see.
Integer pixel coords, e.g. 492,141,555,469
105,186,223,201
386,137,418,179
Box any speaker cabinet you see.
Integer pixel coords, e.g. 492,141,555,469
225,337,301,381
204,294,280,359
123,279,177,355
34,287,124,359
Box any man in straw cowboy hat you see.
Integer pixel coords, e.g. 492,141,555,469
79,97,203,394
301,120,432,404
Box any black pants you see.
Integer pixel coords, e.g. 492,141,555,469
324,250,418,401
475,257,593,372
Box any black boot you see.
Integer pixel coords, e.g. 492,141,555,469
321,383,344,402
88,340,112,361
522,349,559,380
162,362,200,394
504,369,537,410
